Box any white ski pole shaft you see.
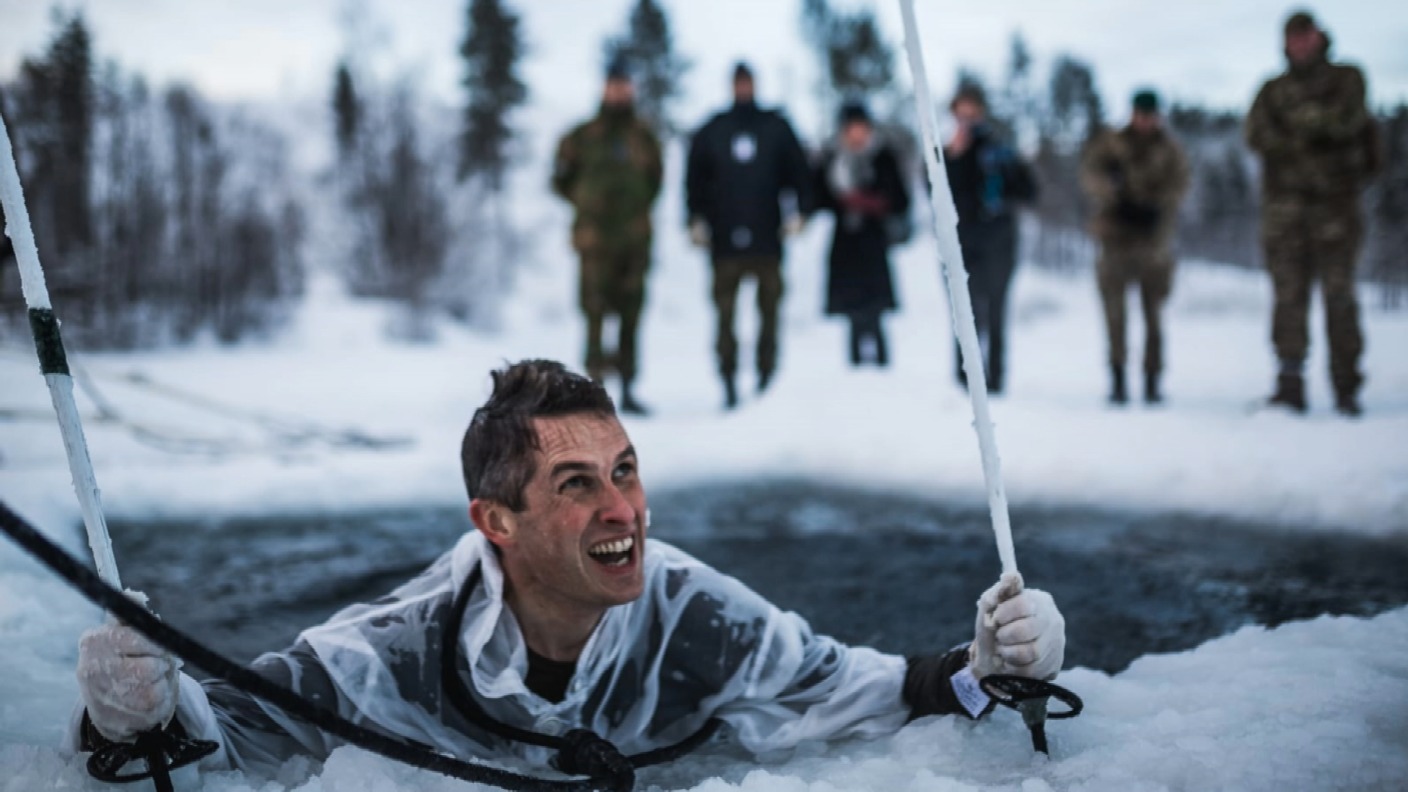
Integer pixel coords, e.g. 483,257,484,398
0,109,122,589
898,0,1017,577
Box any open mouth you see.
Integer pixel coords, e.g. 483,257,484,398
587,535,635,568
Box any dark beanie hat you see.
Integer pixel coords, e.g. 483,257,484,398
606,55,631,82
733,61,754,82
1284,10,1317,34
1132,89,1160,113
838,100,871,125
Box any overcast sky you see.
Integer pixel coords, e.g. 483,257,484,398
2,0,1406,136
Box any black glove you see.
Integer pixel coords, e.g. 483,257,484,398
1113,197,1161,230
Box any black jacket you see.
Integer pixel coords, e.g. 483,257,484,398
943,125,1036,227
814,144,910,315
686,101,812,260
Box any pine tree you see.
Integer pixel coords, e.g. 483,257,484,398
332,60,361,156
1047,55,1103,150
603,0,690,135
457,0,527,189
799,0,895,106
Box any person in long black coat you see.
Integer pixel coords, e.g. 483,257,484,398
813,102,911,367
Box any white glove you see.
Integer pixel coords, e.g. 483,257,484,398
781,214,806,238
689,219,711,249
77,605,181,742
969,572,1065,681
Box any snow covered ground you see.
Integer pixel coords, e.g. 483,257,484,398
2,144,1407,788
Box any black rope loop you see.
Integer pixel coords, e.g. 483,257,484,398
978,674,1084,720
86,726,219,792
554,730,634,792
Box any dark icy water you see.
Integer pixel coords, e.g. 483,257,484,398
111,481,1408,675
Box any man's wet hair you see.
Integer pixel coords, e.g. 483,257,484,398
461,360,616,511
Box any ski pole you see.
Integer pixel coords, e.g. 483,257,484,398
0,109,121,589
895,0,1080,753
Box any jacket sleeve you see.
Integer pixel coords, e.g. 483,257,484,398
684,124,712,224
642,126,664,203
551,128,579,202
1286,66,1371,145
877,148,911,215
1246,82,1300,159
779,118,815,217
68,640,363,780
1079,132,1120,207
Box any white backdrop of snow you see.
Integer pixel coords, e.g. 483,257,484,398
2,120,1407,791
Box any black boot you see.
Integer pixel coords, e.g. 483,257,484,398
1109,365,1128,405
757,370,773,394
1335,391,1363,418
722,376,739,411
1144,371,1162,404
619,381,649,416
1268,373,1307,414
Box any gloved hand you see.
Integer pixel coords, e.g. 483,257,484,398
688,219,711,249
78,603,181,742
781,214,807,238
969,572,1065,681
1113,197,1161,230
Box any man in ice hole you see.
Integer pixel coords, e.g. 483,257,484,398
70,359,1066,778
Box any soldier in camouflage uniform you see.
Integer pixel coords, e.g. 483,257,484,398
552,62,663,415
1246,11,1381,416
1081,89,1189,405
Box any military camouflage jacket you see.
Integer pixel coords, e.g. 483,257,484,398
1080,125,1189,241
1246,50,1380,201
552,106,663,252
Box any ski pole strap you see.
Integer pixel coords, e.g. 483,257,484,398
978,674,1083,755
83,713,218,792
0,500,639,792
27,307,69,375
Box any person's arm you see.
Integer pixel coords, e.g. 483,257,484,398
550,128,579,202
811,151,837,214
1078,134,1120,207
642,126,664,203
779,117,815,217
1284,66,1371,145
71,621,355,780
1246,82,1300,159
684,124,712,226
877,147,911,216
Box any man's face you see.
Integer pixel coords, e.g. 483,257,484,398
1285,28,1323,64
842,120,873,152
733,76,755,103
1130,110,1160,134
952,98,985,128
603,78,634,108
491,414,647,612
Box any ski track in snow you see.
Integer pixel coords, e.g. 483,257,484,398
2,140,1407,789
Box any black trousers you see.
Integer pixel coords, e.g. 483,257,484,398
956,218,1018,390
848,310,888,366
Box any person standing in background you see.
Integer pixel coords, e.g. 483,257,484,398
1246,10,1381,417
943,84,1037,395
813,101,910,367
552,59,663,416
686,62,812,410
1080,89,1189,405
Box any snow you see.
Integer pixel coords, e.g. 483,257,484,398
3,104,1408,792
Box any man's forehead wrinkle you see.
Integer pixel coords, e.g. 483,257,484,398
532,416,630,468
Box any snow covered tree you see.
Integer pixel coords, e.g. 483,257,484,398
332,60,361,157
457,0,526,190
603,0,690,136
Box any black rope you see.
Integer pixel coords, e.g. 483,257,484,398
0,499,677,792
440,566,724,790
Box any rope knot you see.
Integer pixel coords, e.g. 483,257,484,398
554,729,634,791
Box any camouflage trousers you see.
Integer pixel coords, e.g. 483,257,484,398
1261,198,1364,395
1096,237,1174,375
579,246,650,382
712,255,784,378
